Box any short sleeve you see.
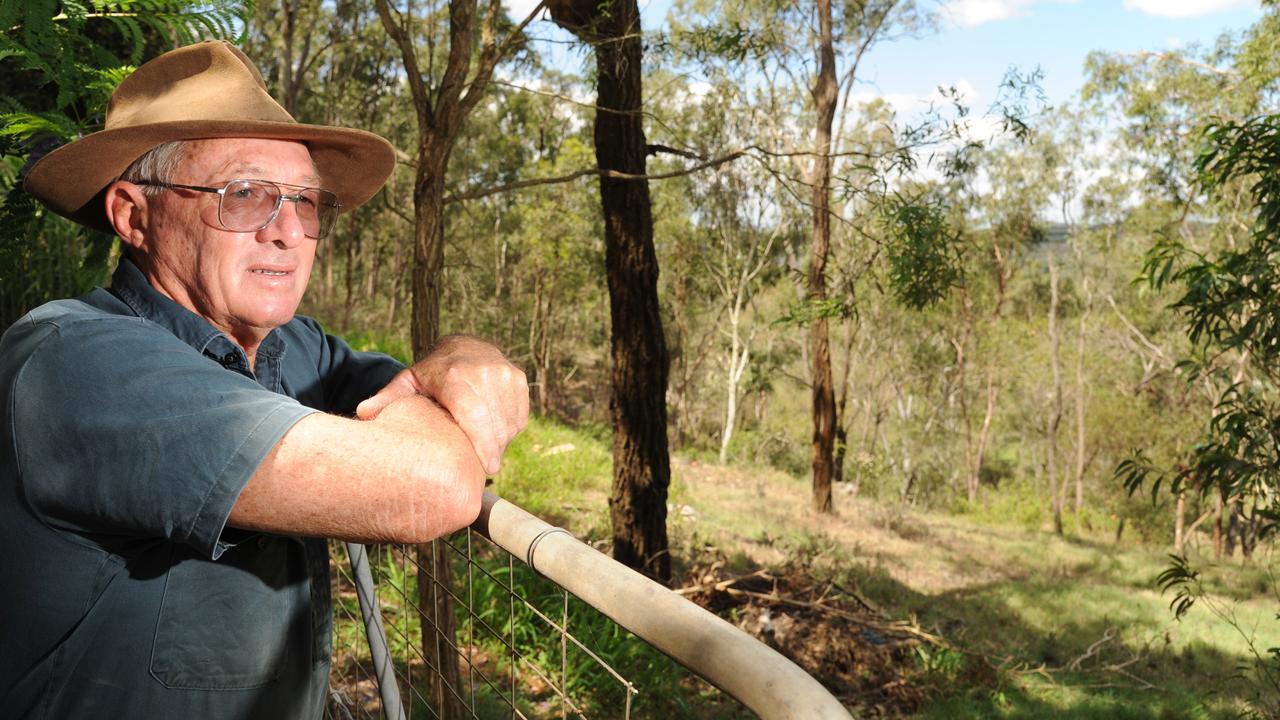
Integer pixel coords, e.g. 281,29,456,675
11,317,318,559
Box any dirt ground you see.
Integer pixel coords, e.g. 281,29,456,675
667,457,1008,717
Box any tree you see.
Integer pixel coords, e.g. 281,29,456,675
371,1,539,713
1097,6,1280,555
547,0,673,582
373,0,537,354
0,0,245,326
672,0,927,512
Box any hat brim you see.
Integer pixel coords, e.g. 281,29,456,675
23,120,396,234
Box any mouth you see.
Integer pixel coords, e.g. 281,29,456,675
248,264,296,278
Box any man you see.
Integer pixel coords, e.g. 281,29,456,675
0,41,528,718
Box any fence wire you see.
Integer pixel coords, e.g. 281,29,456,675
326,533,642,720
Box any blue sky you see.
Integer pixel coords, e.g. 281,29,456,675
511,0,1264,111
861,0,1263,111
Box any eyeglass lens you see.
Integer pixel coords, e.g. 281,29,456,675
219,180,337,239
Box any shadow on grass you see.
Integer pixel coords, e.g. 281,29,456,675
830,552,1266,719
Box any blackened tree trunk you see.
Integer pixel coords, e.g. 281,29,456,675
548,0,672,583
808,0,839,514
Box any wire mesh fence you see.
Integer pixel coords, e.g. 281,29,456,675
327,532,646,720
325,493,853,720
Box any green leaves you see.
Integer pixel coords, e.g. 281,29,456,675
0,0,247,326
1155,553,1201,621
882,195,963,310
1,1,248,142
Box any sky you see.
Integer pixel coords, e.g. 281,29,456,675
508,0,1265,113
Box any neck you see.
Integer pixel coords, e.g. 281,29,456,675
229,330,261,372
133,256,269,372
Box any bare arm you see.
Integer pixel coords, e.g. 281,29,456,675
356,335,529,474
227,395,486,544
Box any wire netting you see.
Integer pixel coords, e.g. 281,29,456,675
325,533,645,720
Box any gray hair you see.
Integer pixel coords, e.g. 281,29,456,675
118,141,188,196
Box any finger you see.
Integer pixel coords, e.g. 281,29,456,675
458,398,503,476
356,372,417,420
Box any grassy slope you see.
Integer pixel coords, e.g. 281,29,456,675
491,417,1280,718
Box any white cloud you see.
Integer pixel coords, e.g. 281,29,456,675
1123,0,1255,18
850,80,982,117
941,0,1035,27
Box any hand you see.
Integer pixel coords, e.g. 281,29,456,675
357,335,529,474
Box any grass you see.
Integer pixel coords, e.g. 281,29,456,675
331,415,1280,718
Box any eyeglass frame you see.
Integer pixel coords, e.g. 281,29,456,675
130,178,341,240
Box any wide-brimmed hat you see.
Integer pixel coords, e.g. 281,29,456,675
23,40,396,233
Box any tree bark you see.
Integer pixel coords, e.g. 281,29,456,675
375,0,538,711
1174,491,1186,554
548,0,672,582
1214,492,1224,558
1074,269,1093,512
969,371,997,503
1047,256,1064,536
808,0,839,515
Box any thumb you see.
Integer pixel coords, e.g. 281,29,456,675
356,371,418,419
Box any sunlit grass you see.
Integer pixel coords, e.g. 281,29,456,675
331,413,1280,718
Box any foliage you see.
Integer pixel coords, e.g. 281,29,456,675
1124,114,1280,541
881,194,964,310
0,0,246,326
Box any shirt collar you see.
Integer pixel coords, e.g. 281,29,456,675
109,256,286,363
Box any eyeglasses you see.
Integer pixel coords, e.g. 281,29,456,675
134,178,340,240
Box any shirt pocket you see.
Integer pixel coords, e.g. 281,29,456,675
149,537,306,689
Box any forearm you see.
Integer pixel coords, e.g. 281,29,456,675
228,396,486,543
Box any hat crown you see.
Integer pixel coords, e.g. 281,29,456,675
23,40,395,232
105,41,294,130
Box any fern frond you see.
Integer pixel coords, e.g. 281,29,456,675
0,111,82,143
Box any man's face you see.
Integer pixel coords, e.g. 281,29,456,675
139,138,322,345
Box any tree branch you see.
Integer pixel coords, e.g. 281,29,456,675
373,0,432,128
444,148,749,203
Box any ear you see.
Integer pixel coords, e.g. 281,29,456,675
104,180,150,253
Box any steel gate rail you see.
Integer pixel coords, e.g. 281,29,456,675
337,491,852,719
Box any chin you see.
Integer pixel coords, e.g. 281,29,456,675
242,305,301,331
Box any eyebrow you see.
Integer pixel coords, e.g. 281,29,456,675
222,164,324,186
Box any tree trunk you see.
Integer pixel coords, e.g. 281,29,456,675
375,0,535,711
969,371,997,503
718,299,750,464
598,11,672,584
1074,275,1092,512
1174,491,1186,554
548,0,672,582
411,156,461,720
410,162,448,352
1214,492,1224,559
808,0,839,515
1047,256,1064,536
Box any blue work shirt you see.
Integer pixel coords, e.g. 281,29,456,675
0,257,403,719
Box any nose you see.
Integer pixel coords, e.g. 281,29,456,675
258,197,307,248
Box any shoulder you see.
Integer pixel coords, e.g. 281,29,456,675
3,294,186,361
2,294,141,368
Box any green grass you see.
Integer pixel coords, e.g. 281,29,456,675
334,416,1280,718
490,416,614,534
837,522,1280,719
529,419,1280,717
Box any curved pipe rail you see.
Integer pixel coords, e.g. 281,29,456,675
471,491,853,720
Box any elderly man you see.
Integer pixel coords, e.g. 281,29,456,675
0,41,528,719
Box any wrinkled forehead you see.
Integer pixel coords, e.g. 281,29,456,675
178,138,324,187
